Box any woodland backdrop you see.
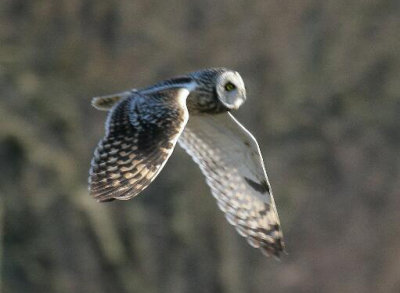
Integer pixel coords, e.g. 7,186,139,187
1,0,400,292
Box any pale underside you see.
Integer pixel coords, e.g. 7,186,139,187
178,112,284,257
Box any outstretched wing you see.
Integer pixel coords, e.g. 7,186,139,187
89,88,189,202
178,112,285,257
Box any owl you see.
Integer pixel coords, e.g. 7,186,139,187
89,68,285,257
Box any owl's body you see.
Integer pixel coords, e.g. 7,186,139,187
89,68,285,257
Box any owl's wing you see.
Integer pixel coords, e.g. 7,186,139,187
89,88,189,202
178,112,285,257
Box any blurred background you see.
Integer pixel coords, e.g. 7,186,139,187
1,0,399,292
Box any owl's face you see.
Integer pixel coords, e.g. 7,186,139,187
214,70,246,110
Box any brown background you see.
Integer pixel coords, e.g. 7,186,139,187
1,0,399,292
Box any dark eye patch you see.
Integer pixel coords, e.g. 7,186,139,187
224,82,236,92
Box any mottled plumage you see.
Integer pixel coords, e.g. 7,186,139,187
89,68,285,257
90,88,189,201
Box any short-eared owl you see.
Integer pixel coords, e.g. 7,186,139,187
89,68,285,257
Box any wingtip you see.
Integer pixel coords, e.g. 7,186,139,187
91,96,115,111
91,90,133,111
259,238,286,260
260,247,285,260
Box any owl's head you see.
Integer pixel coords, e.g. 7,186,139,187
140,68,246,114
187,68,247,113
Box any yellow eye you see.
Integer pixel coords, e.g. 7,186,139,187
224,82,236,92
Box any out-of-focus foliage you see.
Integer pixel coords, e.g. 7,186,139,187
1,0,399,292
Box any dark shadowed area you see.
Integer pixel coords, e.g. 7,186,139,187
1,1,399,292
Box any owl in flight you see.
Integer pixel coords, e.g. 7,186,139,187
89,68,285,257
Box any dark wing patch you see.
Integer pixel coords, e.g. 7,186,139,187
244,177,270,194
89,89,188,202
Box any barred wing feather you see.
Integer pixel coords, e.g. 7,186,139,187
89,89,189,202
